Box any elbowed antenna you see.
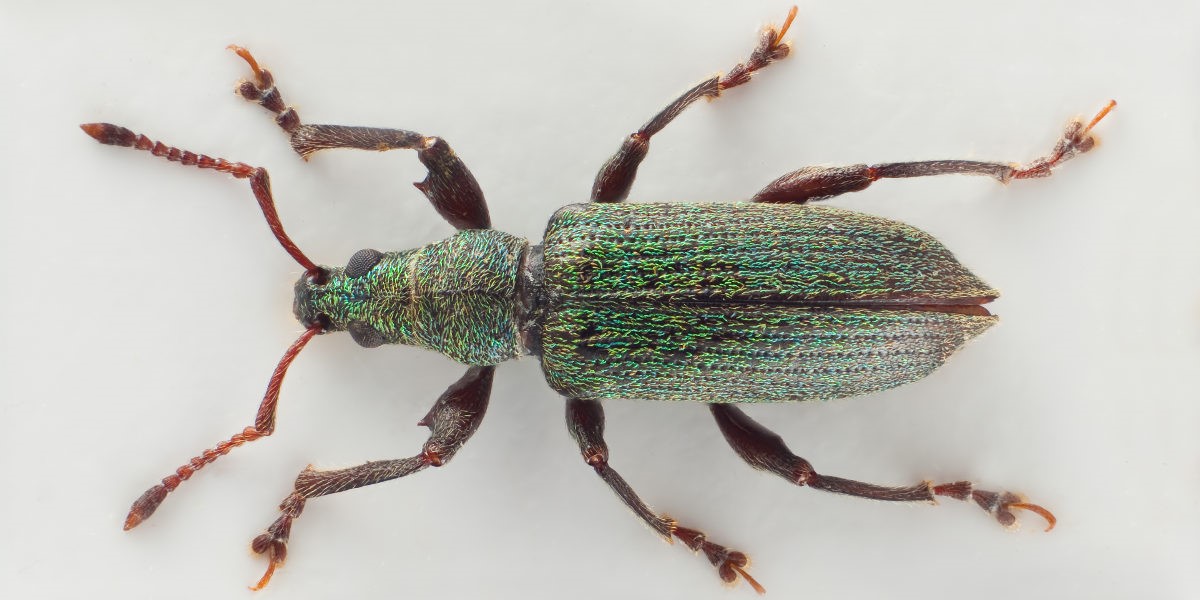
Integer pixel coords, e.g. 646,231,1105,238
123,323,322,530
80,123,325,280
82,122,330,526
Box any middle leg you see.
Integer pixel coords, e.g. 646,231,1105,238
566,397,765,594
591,7,797,203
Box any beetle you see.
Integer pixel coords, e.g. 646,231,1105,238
81,6,1113,594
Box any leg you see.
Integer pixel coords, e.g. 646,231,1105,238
752,100,1115,204
591,7,797,203
566,398,765,594
122,326,321,530
229,46,490,230
251,366,493,589
711,404,1056,530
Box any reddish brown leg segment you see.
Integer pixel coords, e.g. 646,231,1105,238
566,398,765,594
752,100,1116,204
590,6,797,203
250,366,493,590
710,404,1056,531
229,46,490,230
122,325,321,530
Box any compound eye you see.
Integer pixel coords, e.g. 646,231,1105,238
347,321,385,348
345,249,384,278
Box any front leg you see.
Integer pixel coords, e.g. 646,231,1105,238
250,366,494,589
229,46,490,230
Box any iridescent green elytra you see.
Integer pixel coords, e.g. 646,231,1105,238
295,202,997,403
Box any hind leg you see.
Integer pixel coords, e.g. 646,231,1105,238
710,404,1055,530
751,101,1115,204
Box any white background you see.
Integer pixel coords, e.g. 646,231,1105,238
2,1,1198,598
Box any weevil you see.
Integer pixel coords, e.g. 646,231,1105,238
82,7,1115,594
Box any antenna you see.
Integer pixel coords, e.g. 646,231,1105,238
80,123,324,279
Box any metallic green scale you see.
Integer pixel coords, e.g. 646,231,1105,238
542,203,996,304
296,202,996,403
540,302,993,402
539,203,997,402
296,229,526,365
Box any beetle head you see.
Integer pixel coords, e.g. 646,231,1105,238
292,247,400,347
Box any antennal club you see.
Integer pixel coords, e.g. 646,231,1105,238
80,123,324,279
